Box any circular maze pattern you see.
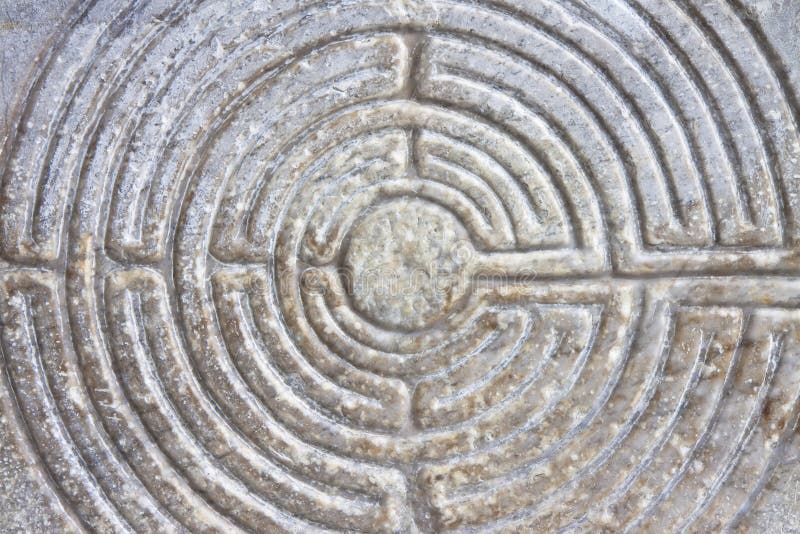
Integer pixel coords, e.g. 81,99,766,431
2,0,800,532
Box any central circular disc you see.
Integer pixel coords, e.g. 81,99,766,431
342,198,471,331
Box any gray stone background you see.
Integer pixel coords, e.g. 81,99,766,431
0,0,799,531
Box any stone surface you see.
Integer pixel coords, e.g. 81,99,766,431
1,0,800,532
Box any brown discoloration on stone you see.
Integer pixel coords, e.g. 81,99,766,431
2,0,800,532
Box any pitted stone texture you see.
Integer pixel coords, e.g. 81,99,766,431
343,198,472,331
1,0,800,532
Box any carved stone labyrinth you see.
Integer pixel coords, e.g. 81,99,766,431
2,0,800,531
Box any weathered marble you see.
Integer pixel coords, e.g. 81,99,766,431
1,0,800,532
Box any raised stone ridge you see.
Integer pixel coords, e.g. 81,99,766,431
1,0,800,532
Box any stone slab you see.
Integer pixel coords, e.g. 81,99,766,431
1,0,800,532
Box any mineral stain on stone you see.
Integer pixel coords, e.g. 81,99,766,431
1,0,800,532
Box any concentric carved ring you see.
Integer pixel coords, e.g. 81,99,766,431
1,0,799,532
